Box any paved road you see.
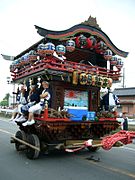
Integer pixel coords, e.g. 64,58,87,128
0,118,135,180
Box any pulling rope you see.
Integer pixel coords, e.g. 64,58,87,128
65,130,135,152
102,130,135,150
65,139,93,152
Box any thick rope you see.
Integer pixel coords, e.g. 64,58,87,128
65,130,135,152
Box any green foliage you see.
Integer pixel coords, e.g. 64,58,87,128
0,93,10,106
0,100,8,106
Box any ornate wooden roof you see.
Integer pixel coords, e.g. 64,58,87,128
10,17,128,84
35,23,128,58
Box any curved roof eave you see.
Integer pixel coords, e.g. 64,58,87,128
35,24,128,58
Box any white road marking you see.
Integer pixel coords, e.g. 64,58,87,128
0,128,14,135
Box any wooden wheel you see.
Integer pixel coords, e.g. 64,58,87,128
15,130,26,151
26,134,40,159
87,147,100,152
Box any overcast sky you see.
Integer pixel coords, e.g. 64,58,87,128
0,0,135,101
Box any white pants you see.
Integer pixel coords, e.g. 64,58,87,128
28,102,42,114
13,104,23,114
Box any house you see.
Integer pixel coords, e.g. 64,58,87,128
114,87,135,117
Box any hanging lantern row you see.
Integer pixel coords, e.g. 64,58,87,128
10,41,59,71
37,41,123,70
37,43,55,56
74,34,124,65
36,35,119,64
10,41,73,72
37,41,75,57
37,43,65,57
9,50,38,72
36,34,110,57
75,34,108,56
79,72,112,88
72,70,112,88
10,33,123,72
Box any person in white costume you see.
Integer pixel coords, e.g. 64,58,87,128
22,81,50,126
10,85,28,121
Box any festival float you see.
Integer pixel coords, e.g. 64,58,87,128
9,16,135,159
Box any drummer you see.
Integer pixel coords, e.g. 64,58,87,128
22,81,51,126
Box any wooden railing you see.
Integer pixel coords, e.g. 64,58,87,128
11,57,121,81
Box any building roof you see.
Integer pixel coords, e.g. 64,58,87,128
114,87,135,96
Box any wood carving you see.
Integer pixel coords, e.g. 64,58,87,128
82,16,101,30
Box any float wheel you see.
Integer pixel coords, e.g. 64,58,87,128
26,134,40,159
15,130,26,151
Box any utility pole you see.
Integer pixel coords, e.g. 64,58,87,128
2,55,15,108
122,67,125,88
6,77,16,108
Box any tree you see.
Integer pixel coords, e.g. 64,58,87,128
0,93,10,107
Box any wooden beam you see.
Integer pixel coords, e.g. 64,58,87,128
11,136,40,151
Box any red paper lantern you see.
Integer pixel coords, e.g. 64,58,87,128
95,41,107,54
89,36,96,49
75,34,92,49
